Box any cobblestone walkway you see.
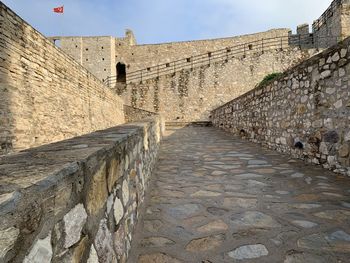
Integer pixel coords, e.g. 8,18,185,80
128,126,350,263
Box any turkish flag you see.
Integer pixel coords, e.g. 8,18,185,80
53,6,64,13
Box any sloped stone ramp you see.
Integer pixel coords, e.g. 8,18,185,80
128,126,350,262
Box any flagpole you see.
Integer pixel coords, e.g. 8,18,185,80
53,4,64,39
61,5,64,38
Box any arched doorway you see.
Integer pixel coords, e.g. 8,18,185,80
116,62,126,83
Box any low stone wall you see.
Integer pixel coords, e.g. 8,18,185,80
0,117,162,263
211,37,350,175
122,48,318,122
124,105,158,123
0,2,125,155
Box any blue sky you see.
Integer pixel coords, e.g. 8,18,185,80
2,0,332,44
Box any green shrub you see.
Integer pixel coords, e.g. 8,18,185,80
256,72,282,88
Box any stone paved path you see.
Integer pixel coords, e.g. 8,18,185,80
128,126,350,262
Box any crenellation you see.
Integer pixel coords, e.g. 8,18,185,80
312,0,350,47
297,24,310,36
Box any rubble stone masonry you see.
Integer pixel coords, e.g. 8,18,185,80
0,3,125,155
0,116,163,262
211,37,350,175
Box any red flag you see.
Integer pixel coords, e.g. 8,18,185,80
53,6,64,13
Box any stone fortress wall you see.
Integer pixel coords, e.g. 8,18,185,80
50,0,350,85
115,29,290,73
122,48,319,122
49,0,350,123
287,0,350,49
0,2,125,155
118,0,350,122
211,37,350,176
51,29,291,81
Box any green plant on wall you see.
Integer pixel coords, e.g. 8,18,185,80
256,72,282,88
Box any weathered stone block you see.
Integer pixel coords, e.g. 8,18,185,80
63,204,88,248
321,70,331,79
87,245,99,263
86,162,108,215
339,144,349,157
114,226,125,257
94,219,117,263
122,180,130,206
341,48,347,58
332,52,340,62
54,185,73,216
296,104,307,114
319,142,329,155
60,236,89,263
113,197,124,225
334,99,343,109
24,233,52,263
323,130,339,143
0,227,20,261
107,158,121,193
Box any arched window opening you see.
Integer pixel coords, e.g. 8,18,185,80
116,62,126,83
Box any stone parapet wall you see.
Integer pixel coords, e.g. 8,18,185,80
116,29,290,73
211,37,350,175
121,48,318,122
0,116,163,262
0,2,125,155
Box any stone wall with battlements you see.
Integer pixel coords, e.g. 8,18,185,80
312,0,350,47
115,29,290,73
51,29,291,83
47,0,350,86
0,2,125,155
211,37,350,175
120,47,319,122
49,30,137,83
0,116,163,263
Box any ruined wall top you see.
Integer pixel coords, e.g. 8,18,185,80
312,0,350,35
